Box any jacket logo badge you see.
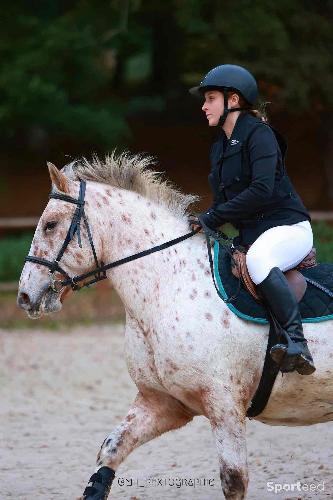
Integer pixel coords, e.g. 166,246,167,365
230,139,240,146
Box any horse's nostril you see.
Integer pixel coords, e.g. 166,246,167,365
18,292,31,310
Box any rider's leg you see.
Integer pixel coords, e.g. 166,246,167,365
246,221,315,375
257,267,315,374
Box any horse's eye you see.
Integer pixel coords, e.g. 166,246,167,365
44,221,58,232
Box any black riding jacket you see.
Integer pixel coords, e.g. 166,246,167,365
198,112,310,246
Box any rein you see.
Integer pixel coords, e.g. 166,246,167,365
25,180,201,292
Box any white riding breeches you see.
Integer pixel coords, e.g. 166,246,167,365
246,220,313,285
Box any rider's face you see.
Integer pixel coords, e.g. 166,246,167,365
202,90,224,126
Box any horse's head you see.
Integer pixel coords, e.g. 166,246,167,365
17,163,102,318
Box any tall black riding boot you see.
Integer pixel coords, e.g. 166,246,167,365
257,267,316,375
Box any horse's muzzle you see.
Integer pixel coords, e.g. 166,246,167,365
17,285,62,318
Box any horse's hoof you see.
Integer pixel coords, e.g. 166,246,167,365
82,466,115,500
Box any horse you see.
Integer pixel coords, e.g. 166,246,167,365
17,153,333,500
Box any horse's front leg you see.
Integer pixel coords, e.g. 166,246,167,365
80,390,194,500
206,399,248,500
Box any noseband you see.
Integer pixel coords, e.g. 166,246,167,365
25,180,201,293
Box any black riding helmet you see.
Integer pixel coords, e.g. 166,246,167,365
189,64,258,125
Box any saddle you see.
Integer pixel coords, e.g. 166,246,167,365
231,247,317,302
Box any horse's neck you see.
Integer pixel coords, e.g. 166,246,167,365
92,184,208,320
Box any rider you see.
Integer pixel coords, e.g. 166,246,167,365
189,64,316,375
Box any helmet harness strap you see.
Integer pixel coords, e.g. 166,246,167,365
218,89,247,126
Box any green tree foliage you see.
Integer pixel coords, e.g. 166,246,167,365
0,0,133,147
0,0,332,150
176,0,333,108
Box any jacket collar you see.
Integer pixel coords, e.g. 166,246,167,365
222,112,254,156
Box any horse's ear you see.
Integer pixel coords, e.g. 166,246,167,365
47,162,69,193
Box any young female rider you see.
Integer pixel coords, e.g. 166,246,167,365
189,64,315,376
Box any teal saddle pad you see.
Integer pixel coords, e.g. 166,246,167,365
213,241,333,324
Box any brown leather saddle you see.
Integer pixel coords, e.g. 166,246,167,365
231,247,317,302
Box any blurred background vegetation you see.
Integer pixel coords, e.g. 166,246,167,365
1,1,332,150
1,1,333,312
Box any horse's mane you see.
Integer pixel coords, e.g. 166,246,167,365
65,151,199,218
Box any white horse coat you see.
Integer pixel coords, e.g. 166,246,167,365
18,154,333,499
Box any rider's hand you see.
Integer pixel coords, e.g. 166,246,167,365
188,215,203,232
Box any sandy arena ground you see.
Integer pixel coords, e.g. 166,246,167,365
1,324,333,500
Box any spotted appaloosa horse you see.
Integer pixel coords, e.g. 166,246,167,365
18,153,333,499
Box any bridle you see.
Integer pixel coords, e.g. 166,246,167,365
25,180,106,292
25,180,201,293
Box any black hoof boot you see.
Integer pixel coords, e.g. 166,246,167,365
83,466,115,500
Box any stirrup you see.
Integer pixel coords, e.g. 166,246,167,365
270,334,315,375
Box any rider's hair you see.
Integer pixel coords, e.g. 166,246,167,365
227,90,268,123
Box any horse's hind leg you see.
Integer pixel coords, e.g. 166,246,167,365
80,390,194,499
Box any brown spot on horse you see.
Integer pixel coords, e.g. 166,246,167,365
221,316,230,328
121,213,132,224
166,358,179,374
75,252,83,265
